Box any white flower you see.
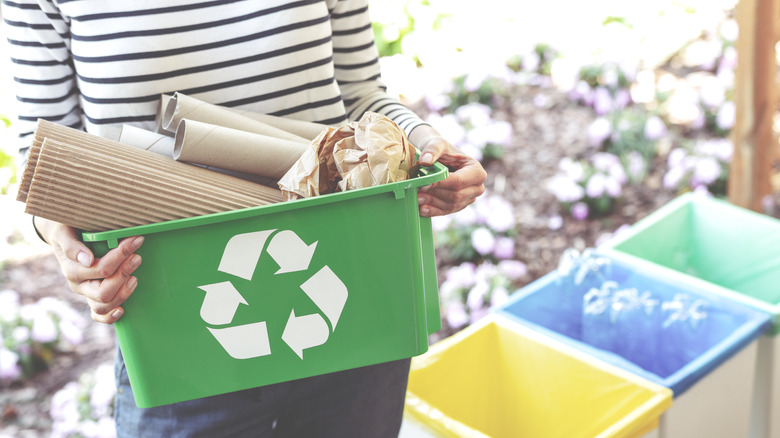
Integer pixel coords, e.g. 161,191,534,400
490,286,510,308
603,174,622,198
59,320,84,345
558,157,585,182
720,19,739,43
546,175,584,203
90,363,116,418
445,262,477,290
663,166,686,190
426,113,466,146
32,313,58,343
547,215,563,230
12,326,30,343
471,227,496,256
716,101,736,131
698,76,726,108
586,173,607,198
455,102,492,128
667,148,687,168
0,348,21,381
0,290,20,322
644,115,667,141
626,151,645,182
482,197,516,233
467,281,490,310
692,156,722,186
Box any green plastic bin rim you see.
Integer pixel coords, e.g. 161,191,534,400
82,162,447,247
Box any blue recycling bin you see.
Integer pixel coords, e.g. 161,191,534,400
496,252,771,437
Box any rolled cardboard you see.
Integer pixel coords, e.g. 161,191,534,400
34,120,283,203
174,119,308,180
231,110,328,141
119,124,176,157
163,93,311,144
23,121,287,231
154,94,175,136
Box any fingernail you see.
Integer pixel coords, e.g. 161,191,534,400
132,236,144,250
77,251,91,267
421,153,434,164
111,308,123,320
417,195,426,205
126,276,138,290
129,254,142,269
421,207,430,217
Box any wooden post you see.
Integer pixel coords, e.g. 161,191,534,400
729,0,777,211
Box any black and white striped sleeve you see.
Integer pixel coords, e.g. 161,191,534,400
329,0,428,137
2,0,82,162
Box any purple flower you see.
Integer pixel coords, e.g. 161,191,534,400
424,93,451,113
498,260,528,280
0,348,22,381
571,202,589,221
593,87,613,115
644,115,667,141
614,89,631,110
569,80,594,105
445,301,469,329
591,152,620,172
493,236,515,260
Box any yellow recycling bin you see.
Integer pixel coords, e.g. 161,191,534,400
405,315,672,438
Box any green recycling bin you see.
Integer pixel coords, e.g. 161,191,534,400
82,163,447,408
600,192,780,438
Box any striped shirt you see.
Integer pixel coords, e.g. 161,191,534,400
2,0,426,158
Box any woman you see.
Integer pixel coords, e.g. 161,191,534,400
4,1,486,436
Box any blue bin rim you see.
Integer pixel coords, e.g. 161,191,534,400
494,253,773,396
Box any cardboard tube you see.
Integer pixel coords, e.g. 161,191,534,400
163,93,310,144
119,124,175,157
154,94,175,136
231,110,328,141
174,119,308,180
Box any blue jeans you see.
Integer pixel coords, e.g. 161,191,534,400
114,347,410,437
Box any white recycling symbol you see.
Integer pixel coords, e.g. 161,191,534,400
196,229,348,360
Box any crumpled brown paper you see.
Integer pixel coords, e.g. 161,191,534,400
278,112,417,200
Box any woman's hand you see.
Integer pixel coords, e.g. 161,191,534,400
34,216,144,324
410,124,487,217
